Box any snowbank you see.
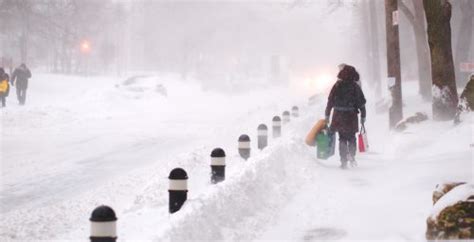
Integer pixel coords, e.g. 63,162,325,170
426,183,474,240
430,183,474,219
156,139,311,241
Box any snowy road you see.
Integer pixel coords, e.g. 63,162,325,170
1,74,472,241
0,73,299,239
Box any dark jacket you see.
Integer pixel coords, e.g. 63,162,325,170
325,79,366,133
11,66,32,90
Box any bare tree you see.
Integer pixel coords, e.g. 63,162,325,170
368,0,382,99
0,0,118,74
423,0,458,120
361,0,372,82
454,0,473,87
0,0,33,63
399,0,432,100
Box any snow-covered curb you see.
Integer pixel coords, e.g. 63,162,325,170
154,138,313,241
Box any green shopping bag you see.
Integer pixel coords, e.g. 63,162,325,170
316,126,336,160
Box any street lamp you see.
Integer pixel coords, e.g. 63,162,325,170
80,40,91,76
80,40,91,54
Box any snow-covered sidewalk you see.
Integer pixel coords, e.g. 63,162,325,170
258,110,473,241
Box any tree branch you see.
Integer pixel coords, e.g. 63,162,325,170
399,0,416,27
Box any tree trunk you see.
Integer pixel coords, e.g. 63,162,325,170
361,0,373,85
399,0,432,100
413,0,432,100
454,0,473,87
20,14,29,63
414,28,432,100
423,0,458,120
369,0,382,99
20,32,27,63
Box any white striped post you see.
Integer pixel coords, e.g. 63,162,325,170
210,148,226,184
291,106,299,117
90,205,117,242
257,124,268,150
282,111,290,124
169,168,188,214
272,116,281,138
238,134,251,160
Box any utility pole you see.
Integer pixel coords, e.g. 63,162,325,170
385,0,403,128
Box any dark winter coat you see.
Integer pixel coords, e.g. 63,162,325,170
325,78,366,134
11,66,32,90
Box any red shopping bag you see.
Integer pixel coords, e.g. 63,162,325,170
358,124,369,152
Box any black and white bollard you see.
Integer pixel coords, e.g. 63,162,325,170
90,205,117,242
257,124,268,150
272,116,282,138
282,111,290,124
169,168,188,214
238,134,251,160
210,148,226,184
291,106,299,117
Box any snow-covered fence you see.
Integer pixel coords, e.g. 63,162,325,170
282,111,290,124
90,205,117,242
272,116,282,138
257,124,268,150
169,168,188,214
238,134,251,160
210,148,226,184
291,106,299,117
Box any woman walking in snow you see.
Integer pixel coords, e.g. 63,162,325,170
325,65,366,169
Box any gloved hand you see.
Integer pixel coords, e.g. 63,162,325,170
325,116,330,124
361,117,366,125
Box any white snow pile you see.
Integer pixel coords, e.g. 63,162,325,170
429,183,474,219
157,139,312,241
432,85,456,103
116,75,168,97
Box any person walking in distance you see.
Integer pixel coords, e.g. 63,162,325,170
0,68,10,107
11,63,32,105
325,65,367,169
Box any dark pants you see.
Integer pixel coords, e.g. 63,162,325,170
16,88,27,105
1,96,5,107
338,132,356,162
